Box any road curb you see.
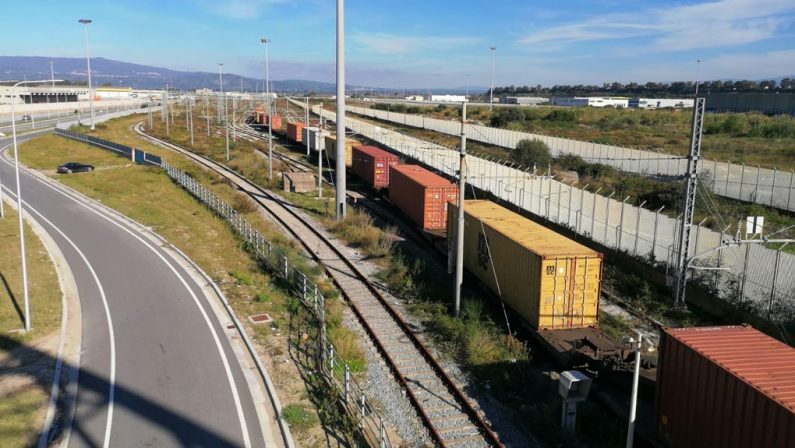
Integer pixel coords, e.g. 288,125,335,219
0,192,82,448
9,149,294,448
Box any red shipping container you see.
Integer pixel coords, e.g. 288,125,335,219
389,165,458,230
351,145,399,189
267,114,283,132
656,325,795,448
286,122,304,143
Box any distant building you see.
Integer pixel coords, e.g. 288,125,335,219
95,87,133,99
499,96,548,105
551,97,629,108
703,93,795,115
430,94,467,103
405,95,425,101
629,98,694,109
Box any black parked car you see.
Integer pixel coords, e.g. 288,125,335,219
57,162,95,174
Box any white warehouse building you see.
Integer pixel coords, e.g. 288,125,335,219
430,94,467,103
629,98,694,109
551,97,629,108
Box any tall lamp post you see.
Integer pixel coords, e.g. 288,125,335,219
694,59,703,97
11,79,63,331
261,38,274,180
335,0,347,220
489,46,497,111
218,63,224,124
78,19,95,130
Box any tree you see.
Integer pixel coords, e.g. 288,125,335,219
511,139,551,168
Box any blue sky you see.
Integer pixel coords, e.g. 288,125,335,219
2,0,794,88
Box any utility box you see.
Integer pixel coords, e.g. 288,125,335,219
558,370,592,432
282,171,315,193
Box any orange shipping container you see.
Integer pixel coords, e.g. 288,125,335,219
286,122,304,142
351,145,399,189
656,325,795,448
389,165,458,230
267,114,283,132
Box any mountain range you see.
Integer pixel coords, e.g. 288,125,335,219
0,56,480,95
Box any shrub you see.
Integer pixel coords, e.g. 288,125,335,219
232,193,257,214
254,292,269,303
281,404,318,432
511,139,551,168
490,108,525,127
230,271,253,285
544,109,577,122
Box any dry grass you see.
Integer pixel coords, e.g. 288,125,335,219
0,201,62,448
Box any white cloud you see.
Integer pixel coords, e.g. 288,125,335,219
517,0,795,51
353,33,481,55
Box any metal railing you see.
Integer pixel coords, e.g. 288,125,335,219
163,160,394,448
53,128,394,447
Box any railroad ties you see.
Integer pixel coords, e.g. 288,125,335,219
134,122,501,448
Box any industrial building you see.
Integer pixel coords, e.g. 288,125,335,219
551,96,629,108
404,95,425,101
704,92,795,115
499,96,548,105
430,94,467,103
628,98,694,109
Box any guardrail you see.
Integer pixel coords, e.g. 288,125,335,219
54,127,394,446
162,161,393,448
347,105,795,212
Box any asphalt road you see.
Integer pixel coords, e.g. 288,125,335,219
0,134,268,447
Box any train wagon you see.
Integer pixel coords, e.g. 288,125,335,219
447,200,602,330
266,114,283,132
286,122,305,143
325,135,360,167
389,164,458,231
351,145,399,189
302,127,329,152
656,325,795,448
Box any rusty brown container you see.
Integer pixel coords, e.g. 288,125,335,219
267,114,283,132
656,325,795,448
351,145,399,189
286,122,304,143
389,165,458,230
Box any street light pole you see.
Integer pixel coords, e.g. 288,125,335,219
694,59,703,97
454,102,467,316
335,0,347,220
10,79,62,332
489,46,496,111
218,63,224,124
626,332,643,448
79,19,95,130
261,38,273,180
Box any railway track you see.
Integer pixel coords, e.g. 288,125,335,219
132,121,504,448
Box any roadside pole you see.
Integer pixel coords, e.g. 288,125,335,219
454,102,467,316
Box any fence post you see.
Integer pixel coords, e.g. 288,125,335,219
753,165,761,203
739,163,746,201
770,168,777,207
738,243,751,304
651,206,664,260
344,364,350,403
302,274,307,301
725,161,731,196
633,201,646,256
768,248,782,319
360,395,367,422
282,255,288,279
788,170,794,211
380,421,386,448
329,345,335,373
590,194,598,237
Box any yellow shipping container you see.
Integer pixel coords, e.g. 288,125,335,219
448,200,602,330
324,136,360,167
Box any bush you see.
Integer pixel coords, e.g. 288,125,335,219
490,108,525,127
232,193,257,214
281,404,318,432
511,139,551,168
230,271,253,285
544,109,577,122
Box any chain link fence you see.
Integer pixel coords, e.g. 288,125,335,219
347,105,795,213
313,105,795,325
54,129,395,447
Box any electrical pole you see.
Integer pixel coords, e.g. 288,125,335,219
489,46,496,111
305,96,310,156
225,92,230,161
79,19,95,130
626,333,642,448
335,0,347,220
218,63,224,124
261,38,273,180
694,59,703,97
454,102,467,316
673,98,705,308
188,97,194,146
318,102,324,199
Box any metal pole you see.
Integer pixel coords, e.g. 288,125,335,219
335,0,347,220
218,63,224,124
626,332,642,448
189,98,194,146
305,96,310,156
0,170,4,218
454,102,467,317
225,93,230,161
268,95,273,180
79,19,96,130
489,47,496,111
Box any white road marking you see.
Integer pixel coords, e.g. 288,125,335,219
1,152,252,447
0,179,115,448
